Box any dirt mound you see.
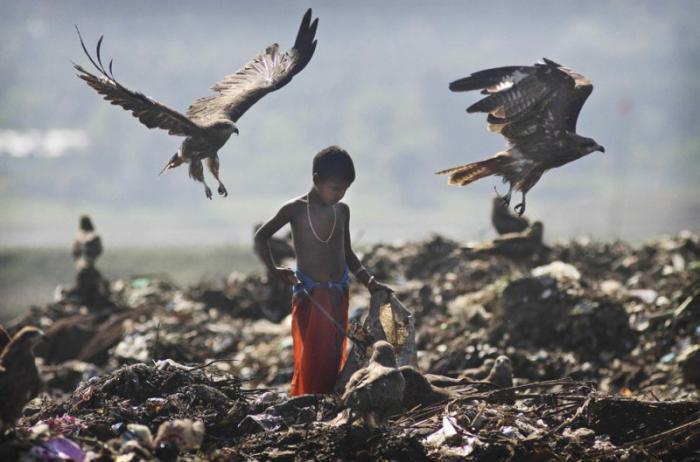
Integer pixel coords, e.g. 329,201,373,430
1,231,698,460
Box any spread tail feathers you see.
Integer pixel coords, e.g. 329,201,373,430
436,157,503,186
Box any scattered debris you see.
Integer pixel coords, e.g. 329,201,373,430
1,231,698,460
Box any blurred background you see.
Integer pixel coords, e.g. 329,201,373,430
1,0,698,318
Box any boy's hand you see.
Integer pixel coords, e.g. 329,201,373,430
368,278,393,294
275,267,300,285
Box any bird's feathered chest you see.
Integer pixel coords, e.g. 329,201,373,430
183,131,231,155
512,129,583,168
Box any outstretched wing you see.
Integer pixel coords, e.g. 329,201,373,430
186,9,318,124
548,59,593,132
73,27,201,137
449,58,593,142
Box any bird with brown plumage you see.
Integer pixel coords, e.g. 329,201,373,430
73,9,319,199
486,355,514,389
341,340,405,427
491,196,529,235
399,366,454,409
438,59,604,215
485,355,515,403
0,327,44,431
423,358,497,388
468,221,544,257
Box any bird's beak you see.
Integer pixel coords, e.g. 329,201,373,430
597,145,605,153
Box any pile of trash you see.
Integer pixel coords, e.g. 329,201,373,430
1,229,698,460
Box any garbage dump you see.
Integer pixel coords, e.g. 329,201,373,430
1,230,698,460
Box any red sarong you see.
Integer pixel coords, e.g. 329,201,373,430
290,287,348,395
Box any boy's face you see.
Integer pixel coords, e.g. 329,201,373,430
313,176,351,205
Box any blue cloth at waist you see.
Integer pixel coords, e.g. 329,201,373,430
293,266,350,295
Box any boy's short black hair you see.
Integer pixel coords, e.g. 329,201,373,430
312,145,355,183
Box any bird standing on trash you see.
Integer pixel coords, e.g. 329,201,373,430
399,366,453,409
0,327,44,431
341,341,405,427
491,196,529,235
74,9,318,199
486,355,514,389
486,355,514,403
471,221,544,257
438,58,604,215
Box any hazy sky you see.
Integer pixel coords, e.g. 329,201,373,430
1,0,698,246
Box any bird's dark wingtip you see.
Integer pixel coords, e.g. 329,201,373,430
542,57,561,67
449,76,478,93
448,81,465,92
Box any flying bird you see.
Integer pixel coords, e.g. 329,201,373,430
341,340,405,427
437,58,604,215
0,327,44,430
74,9,318,199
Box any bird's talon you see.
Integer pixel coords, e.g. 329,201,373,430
514,203,525,216
218,185,228,197
205,187,213,200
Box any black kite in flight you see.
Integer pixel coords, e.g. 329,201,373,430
437,59,604,215
74,9,318,199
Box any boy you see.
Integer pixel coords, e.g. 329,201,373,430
254,145,391,396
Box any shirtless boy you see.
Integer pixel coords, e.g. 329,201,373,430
254,145,391,395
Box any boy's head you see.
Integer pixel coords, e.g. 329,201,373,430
313,145,355,183
312,146,355,205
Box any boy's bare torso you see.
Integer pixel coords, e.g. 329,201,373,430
288,196,348,282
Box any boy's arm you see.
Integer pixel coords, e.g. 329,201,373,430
342,204,392,294
254,202,299,285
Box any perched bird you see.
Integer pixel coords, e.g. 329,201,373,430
399,366,453,409
341,341,405,427
437,58,604,215
74,9,318,199
0,327,44,430
491,196,529,235
486,355,514,389
485,355,514,404
423,357,500,389
470,221,544,256
0,325,10,353
72,215,103,269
